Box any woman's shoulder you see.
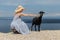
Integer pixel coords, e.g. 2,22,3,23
14,13,24,17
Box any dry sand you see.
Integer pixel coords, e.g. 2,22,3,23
0,30,60,40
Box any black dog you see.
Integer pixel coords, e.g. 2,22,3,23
31,11,45,31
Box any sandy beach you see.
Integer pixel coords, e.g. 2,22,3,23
0,30,60,40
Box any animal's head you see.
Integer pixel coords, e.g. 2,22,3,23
39,11,45,16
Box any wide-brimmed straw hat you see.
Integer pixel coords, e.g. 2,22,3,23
15,5,24,13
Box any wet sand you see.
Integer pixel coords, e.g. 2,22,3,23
0,30,60,40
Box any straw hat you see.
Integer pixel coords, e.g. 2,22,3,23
15,5,24,13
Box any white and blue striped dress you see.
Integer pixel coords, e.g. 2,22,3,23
10,15,30,35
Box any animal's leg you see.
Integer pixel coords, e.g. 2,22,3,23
31,24,34,31
38,25,40,31
35,25,37,31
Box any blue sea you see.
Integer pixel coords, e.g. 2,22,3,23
0,18,60,33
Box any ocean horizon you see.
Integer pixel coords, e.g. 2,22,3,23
0,17,60,23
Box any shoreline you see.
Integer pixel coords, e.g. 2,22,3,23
0,30,60,40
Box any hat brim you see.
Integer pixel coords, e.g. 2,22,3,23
15,5,24,13
15,8,24,13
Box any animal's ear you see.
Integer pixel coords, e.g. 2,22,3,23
39,11,45,14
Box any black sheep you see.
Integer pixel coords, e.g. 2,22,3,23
31,11,45,31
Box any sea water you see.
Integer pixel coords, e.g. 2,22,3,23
0,19,60,33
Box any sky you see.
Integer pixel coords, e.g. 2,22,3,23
0,0,60,19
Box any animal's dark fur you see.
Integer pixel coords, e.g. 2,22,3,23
31,11,45,31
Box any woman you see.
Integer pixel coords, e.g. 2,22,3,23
10,5,39,34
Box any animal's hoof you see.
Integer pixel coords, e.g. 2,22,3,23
38,30,40,32
39,31,40,32
31,29,32,31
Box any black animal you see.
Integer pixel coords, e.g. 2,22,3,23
31,11,45,31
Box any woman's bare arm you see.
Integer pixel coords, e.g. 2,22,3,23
15,13,40,17
21,13,40,17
